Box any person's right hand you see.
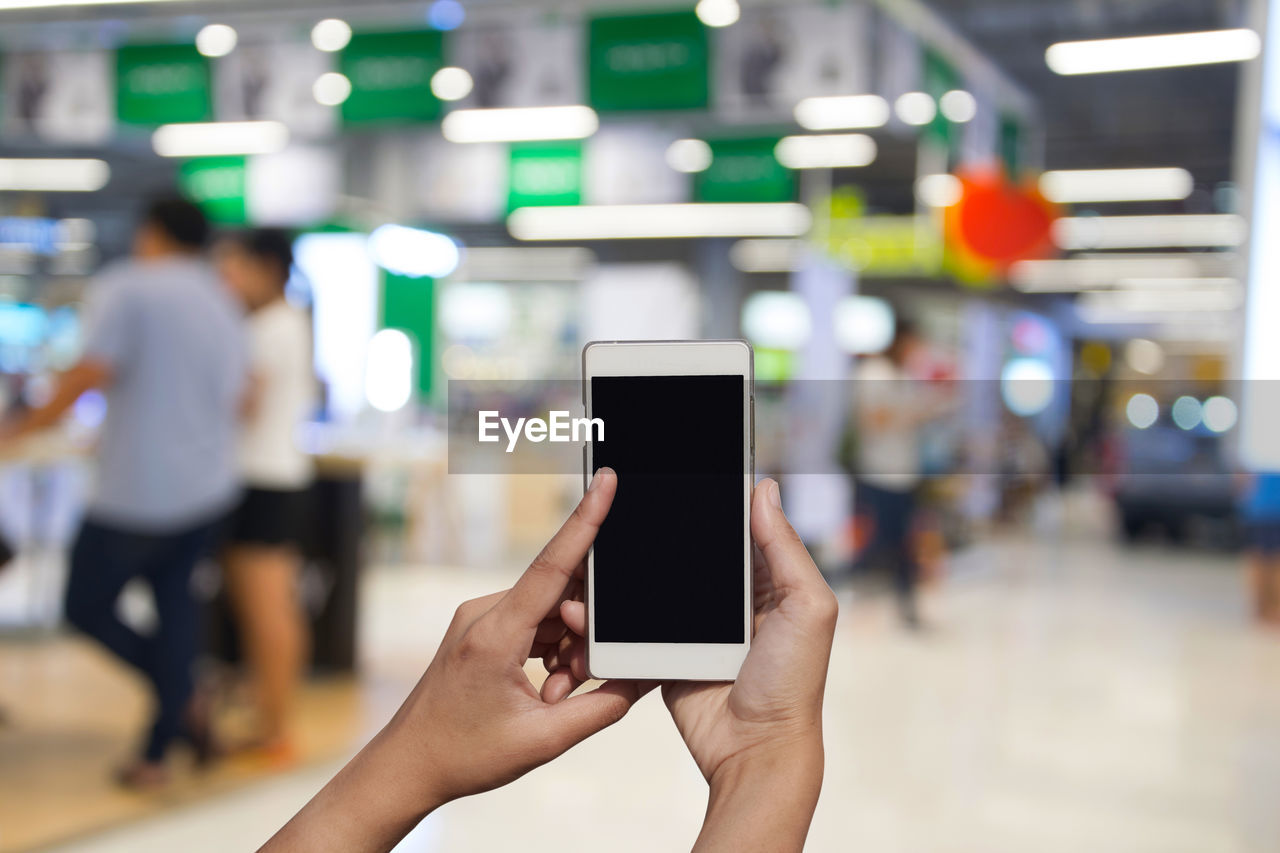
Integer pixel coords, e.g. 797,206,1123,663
561,478,838,850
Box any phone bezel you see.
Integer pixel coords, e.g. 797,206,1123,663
582,340,754,681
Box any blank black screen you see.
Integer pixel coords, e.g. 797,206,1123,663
591,375,745,644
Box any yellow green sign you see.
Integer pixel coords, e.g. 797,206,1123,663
812,189,943,276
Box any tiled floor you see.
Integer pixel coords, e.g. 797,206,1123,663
13,494,1280,853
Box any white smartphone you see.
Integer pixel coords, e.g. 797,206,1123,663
582,340,754,681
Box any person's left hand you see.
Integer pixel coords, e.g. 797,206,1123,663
383,467,643,806
263,468,646,852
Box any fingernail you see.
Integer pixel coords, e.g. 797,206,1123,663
588,469,603,492
769,480,782,508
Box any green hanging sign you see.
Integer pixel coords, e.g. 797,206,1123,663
588,10,709,112
1000,114,1022,176
340,30,444,125
380,270,434,397
923,50,960,152
177,157,247,225
696,137,793,203
116,44,211,125
507,142,583,211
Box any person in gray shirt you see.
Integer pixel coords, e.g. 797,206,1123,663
1,198,246,788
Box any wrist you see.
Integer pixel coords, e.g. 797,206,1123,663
697,737,824,853
709,735,824,800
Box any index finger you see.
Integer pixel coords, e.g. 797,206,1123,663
491,467,617,636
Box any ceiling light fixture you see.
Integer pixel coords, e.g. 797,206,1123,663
152,121,289,157
1039,167,1194,203
665,138,713,173
508,203,812,241
0,158,110,192
794,94,890,131
195,23,237,57
1046,28,1261,75
442,105,598,143
775,134,877,169
1052,214,1247,250
311,18,352,52
894,91,936,126
939,89,977,123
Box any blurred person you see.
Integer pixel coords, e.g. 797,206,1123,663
852,316,940,629
261,471,837,852
1242,471,1280,627
0,198,246,788
216,228,314,763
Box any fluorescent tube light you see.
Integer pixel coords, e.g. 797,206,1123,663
508,203,812,241
455,247,596,281
794,95,890,131
1010,256,1210,291
0,0,192,8
1053,214,1247,250
1078,282,1244,317
775,134,876,169
152,121,289,157
1039,167,1193,203
442,105,598,144
0,158,109,191
1046,28,1261,75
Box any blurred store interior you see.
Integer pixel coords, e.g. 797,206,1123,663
2,0,1280,850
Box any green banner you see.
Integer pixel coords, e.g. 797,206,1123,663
1000,114,1022,177
340,30,444,125
696,137,793,203
923,50,960,152
178,157,246,225
507,142,583,211
588,10,709,112
116,44,211,125
381,271,434,396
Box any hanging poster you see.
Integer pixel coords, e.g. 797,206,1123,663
448,14,582,108
1,50,114,143
215,41,336,137
715,3,871,121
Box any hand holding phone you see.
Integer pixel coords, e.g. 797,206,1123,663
560,478,838,851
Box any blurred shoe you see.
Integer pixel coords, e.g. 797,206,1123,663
234,737,300,771
181,686,224,769
114,760,170,791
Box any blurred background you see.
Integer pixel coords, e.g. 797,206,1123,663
1,0,1279,850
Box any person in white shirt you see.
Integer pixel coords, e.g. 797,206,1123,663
217,228,314,763
853,317,937,629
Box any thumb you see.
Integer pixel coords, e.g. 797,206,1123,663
542,680,649,754
750,479,825,597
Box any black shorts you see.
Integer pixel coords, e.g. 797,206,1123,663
225,486,310,548
1246,520,1280,555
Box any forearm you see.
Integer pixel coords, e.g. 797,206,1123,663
694,739,824,853
260,720,444,853
8,362,109,438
